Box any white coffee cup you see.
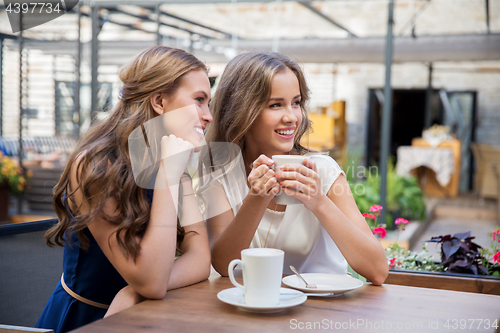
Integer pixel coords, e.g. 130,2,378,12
272,155,306,205
228,248,284,306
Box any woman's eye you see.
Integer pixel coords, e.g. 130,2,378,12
293,100,301,106
196,97,204,103
270,103,281,108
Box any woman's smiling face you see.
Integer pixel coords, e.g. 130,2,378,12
161,69,212,151
244,67,303,158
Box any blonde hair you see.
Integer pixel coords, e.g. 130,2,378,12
206,52,312,159
46,46,207,259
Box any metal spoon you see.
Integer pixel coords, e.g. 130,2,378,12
281,292,338,297
289,265,317,289
280,292,342,301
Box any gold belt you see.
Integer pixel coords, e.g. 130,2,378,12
60,273,110,309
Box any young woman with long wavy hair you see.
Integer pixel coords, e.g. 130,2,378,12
203,52,388,285
36,46,212,333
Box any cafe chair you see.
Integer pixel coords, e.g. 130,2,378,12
493,162,500,222
470,143,500,199
470,143,486,195
0,219,62,328
0,324,53,333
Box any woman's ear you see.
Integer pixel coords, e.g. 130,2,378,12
150,92,164,115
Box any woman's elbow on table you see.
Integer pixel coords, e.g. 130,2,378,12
211,259,229,277
199,252,212,281
369,266,389,286
202,266,211,281
210,248,229,277
139,285,168,300
131,278,169,300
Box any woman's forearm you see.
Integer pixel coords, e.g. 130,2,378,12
210,195,268,276
105,285,145,318
121,184,179,298
311,196,389,285
105,246,210,317
167,247,211,290
164,177,211,290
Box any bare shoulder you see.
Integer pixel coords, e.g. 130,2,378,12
69,150,87,186
66,150,87,211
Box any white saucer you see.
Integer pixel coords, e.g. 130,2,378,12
282,273,364,295
217,287,307,313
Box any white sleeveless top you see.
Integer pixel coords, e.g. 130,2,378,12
218,153,348,275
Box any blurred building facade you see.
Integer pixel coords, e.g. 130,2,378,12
0,0,499,192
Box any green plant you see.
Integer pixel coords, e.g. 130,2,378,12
378,226,500,277
0,151,31,194
349,158,426,228
340,147,363,183
386,243,442,272
365,207,436,271
386,229,500,277
479,228,500,276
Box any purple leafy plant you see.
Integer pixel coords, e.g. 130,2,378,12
427,231,489,276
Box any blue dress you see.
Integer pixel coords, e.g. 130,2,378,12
36,190,153,333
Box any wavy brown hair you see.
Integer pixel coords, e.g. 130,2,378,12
45,46,207,259
205,52,313,161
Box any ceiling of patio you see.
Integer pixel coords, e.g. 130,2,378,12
0,0,499,64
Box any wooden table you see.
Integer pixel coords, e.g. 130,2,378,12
72,273,500,333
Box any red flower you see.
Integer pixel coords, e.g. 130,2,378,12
389,257,402,269
492,230,500,242
389,257,397,268
395,218,409,230
493,251,500,264
395,218,409,225
372,227,387,239
363,213,376,220
369,205,383,213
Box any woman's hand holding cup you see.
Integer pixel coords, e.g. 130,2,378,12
247,154,280,200
274,156,324,210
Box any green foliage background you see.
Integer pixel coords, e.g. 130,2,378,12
342,153,426,227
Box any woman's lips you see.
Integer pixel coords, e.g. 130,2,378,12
194,126,204,138
275,129,295,140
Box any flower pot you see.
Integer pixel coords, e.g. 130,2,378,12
0,182,10,223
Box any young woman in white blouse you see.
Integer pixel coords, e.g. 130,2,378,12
203,52,388,285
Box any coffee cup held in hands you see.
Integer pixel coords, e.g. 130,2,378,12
228,248,284,306
272,155,305,205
